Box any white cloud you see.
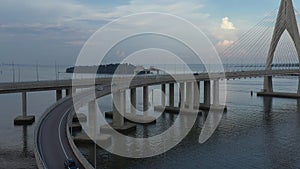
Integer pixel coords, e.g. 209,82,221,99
221,17,236,30
0,0,212,38
0,0,246,64
216,40,234,50
218,40,234,46
64,40,86,46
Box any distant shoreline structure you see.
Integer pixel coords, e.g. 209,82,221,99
66,63,137,74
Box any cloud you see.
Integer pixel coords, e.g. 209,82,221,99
211,17,238,52
0,0,212,41
64,40,87,46
217,40,234,49
0,0,243,64
216,40,234,54
221,17,236,30
0,23,71,34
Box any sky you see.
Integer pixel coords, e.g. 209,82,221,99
0,0,299,66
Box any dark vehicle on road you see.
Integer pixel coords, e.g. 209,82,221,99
64,159,79,169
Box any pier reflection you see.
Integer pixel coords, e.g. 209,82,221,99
22,125,28,157
297,99,300,127
263,97,273,124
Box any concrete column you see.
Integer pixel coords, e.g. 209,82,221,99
298,76,300,95
22,92,27,117
66,87,75,96
88,100,96,139
194,81,200,106
130,88,136,114
179,83,185,108
66,88,70,96
264,76,273,92
112,91,124,127
56,89,62,101
213,80,219,105
143,86,149,112
72,88,76,95
204,80,211,106
169,83,174,107
161,84,166,107
186,82,194,109
120,90,126,118
14,92,35,125
185,82,189,106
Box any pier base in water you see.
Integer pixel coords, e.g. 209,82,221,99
74,133,112,148
100,122,136,134
105,112,156,124
14,115,35,125
257,92,300,99
154,104,227,114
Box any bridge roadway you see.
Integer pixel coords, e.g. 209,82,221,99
30,69,300,168
37,97,84,169
1,69,299,94
36,86,112,169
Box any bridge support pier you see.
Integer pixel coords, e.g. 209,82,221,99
204,80,211,106
14,92,35,125
161,84,166,107
194,81,200,107
213,80,220,105
56,89,62,101
258,76,300,98
66,88,75,96
298,78,300,95
169,83,175,107
105,86,156,126
102,90,136,134
113,90,125,127
258,0,300,98
186,82,194,110
74,100,111,147
263,76,273,92
88,100,97,140
130,88,136,114
143,86,149,112
179,83,185,108
66,88,71,96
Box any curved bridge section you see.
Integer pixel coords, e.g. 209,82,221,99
33,69,300,169
35,87,110,169
35,96,85,169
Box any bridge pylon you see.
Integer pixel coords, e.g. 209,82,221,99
264,0,300,94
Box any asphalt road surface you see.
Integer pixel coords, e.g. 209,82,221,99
37,97,84,169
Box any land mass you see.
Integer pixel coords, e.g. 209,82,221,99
66,63,137,74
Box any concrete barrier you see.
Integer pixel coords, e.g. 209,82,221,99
66,110,94,169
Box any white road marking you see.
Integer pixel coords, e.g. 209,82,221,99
59,109,70,159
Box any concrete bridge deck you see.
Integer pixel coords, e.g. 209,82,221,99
0,69,299,94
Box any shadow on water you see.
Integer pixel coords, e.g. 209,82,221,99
263,97,273,124
261,97,300,168
22,125,29,157
297,99,300,128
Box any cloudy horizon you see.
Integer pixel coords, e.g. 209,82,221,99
0,0,299,65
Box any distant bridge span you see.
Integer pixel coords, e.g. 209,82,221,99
0,69,299,94
2,69,300,126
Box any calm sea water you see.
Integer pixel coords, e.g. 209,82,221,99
0,65,300,169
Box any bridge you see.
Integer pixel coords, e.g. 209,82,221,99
3,68,300,125
1,0,300,168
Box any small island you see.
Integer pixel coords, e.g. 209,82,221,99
66,63,137,74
